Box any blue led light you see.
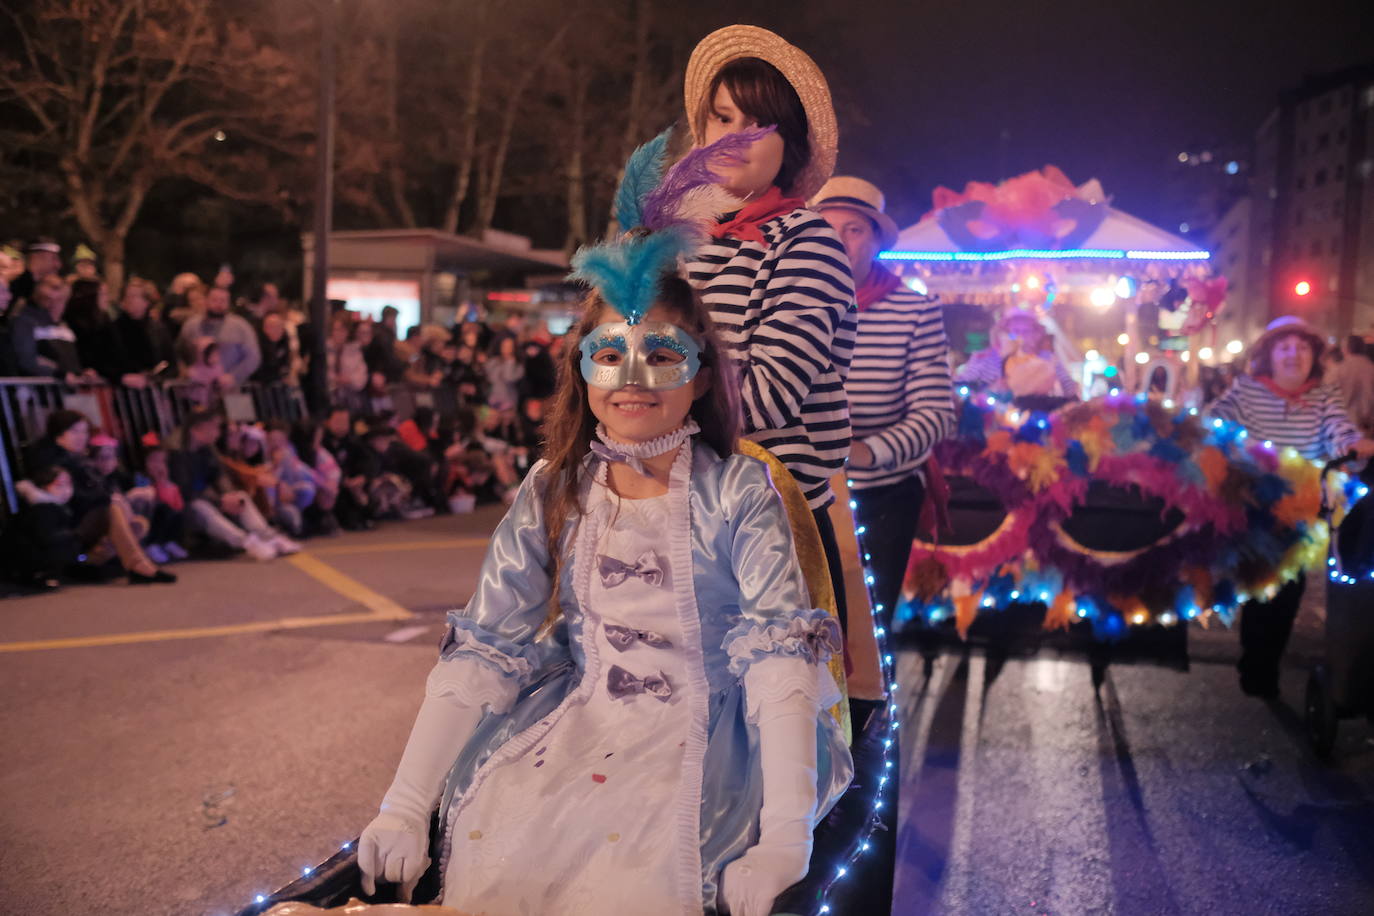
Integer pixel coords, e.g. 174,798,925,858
255,896,266,905
879,247,1209,262
849,499,858,510
341,841,352,850
855,525,867,535
301,866,313,877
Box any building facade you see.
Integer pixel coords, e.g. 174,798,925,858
1252,64,1374,337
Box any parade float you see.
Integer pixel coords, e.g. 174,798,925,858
881,169,1357,663
883,166,1229,400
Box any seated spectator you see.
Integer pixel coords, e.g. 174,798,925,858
321,406,375,529
24,410,174,583
252,311,294,385
11,274,99,383
396,406,439,456
8,465,81,590
167,408,300,560
178,285,261,385
289,419,343,536
263,420,318,537
108,278,176,387
355,421,419,519
128,441,189,564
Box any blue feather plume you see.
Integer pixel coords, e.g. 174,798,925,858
641,125,777,231
613,129,672,232
568,230,692,324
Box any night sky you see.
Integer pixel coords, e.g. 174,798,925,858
702,0,1372,229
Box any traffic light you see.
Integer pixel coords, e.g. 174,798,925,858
1294,280,1312,296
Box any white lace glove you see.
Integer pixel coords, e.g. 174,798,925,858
359,660,502,900
721,707,819,916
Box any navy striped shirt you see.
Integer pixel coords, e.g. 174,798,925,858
1207,375,1362,460
847,288,956,489
686,208,857,508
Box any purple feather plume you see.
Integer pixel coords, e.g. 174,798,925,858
640,125,777,232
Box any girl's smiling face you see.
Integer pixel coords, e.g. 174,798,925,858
701,83,785,199
585,305,708,445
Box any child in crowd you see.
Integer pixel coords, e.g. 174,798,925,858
131,443,189,562
185,338,230,406
264,420,318,537
168,408,301,561
289,419,343,536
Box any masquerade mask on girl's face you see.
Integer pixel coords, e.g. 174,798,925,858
579,321,702,391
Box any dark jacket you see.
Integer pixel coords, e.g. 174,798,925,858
11,304,82,378
252,330,292,384
109,312,177,379
24,438,110,520
167,443,228,503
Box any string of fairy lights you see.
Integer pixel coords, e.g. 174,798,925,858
813,480,901,914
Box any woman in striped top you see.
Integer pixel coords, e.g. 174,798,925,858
1207,316,1374,698
682,28,857,630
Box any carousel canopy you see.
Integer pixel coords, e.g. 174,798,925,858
882,168,1208,262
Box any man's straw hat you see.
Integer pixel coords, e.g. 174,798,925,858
684,25,838,201
811,177,899,249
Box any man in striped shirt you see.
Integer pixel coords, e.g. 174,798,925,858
814,177,956,633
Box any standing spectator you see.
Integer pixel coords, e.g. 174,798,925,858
252,311,294,385
70,244,100,282
241,282,281,328
178,286,261,384
65,278,117,380
519,332,557,400
183,339,232,407
327,313,369,404
1209,316,1374,697
10,238,62,311
0,246,18,375
109,278,177,386
366,305,407,382
11,274,97,383
163,273,202,338
448,343,486,408
1328,335,1374,434
484,335,525,417
25,410,175,583
406,325,449,389
168,408,300,560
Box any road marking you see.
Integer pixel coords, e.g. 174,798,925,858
306,538,490,556
0,553,414,653
384,624,433,644
0,611,402,653
285,553,415,619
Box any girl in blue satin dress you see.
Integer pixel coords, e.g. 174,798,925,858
357,270,853,915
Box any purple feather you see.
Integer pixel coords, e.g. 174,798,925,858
640,126,777,232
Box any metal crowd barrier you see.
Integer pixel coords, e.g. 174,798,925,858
0,378,308,518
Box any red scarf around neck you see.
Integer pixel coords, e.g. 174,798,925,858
854,264,903,310
710,185,806,244
1256,374,1320,407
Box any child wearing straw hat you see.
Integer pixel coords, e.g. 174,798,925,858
683,24,858,640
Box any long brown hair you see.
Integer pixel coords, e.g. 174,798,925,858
538,276,741,630
697,57,811,196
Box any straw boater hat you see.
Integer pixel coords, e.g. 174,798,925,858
684,25,838,201
810,176,899,249
1249,315,1326,365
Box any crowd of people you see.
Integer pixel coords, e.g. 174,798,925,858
0,239,560,592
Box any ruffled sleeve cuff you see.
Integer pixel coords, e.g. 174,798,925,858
437,616,539,679
723,608,843,678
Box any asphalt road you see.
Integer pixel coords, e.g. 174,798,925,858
1,511,1371,916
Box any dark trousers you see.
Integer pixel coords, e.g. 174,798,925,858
853,473,926,634
813,506,848,635
1238,573,1305,685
